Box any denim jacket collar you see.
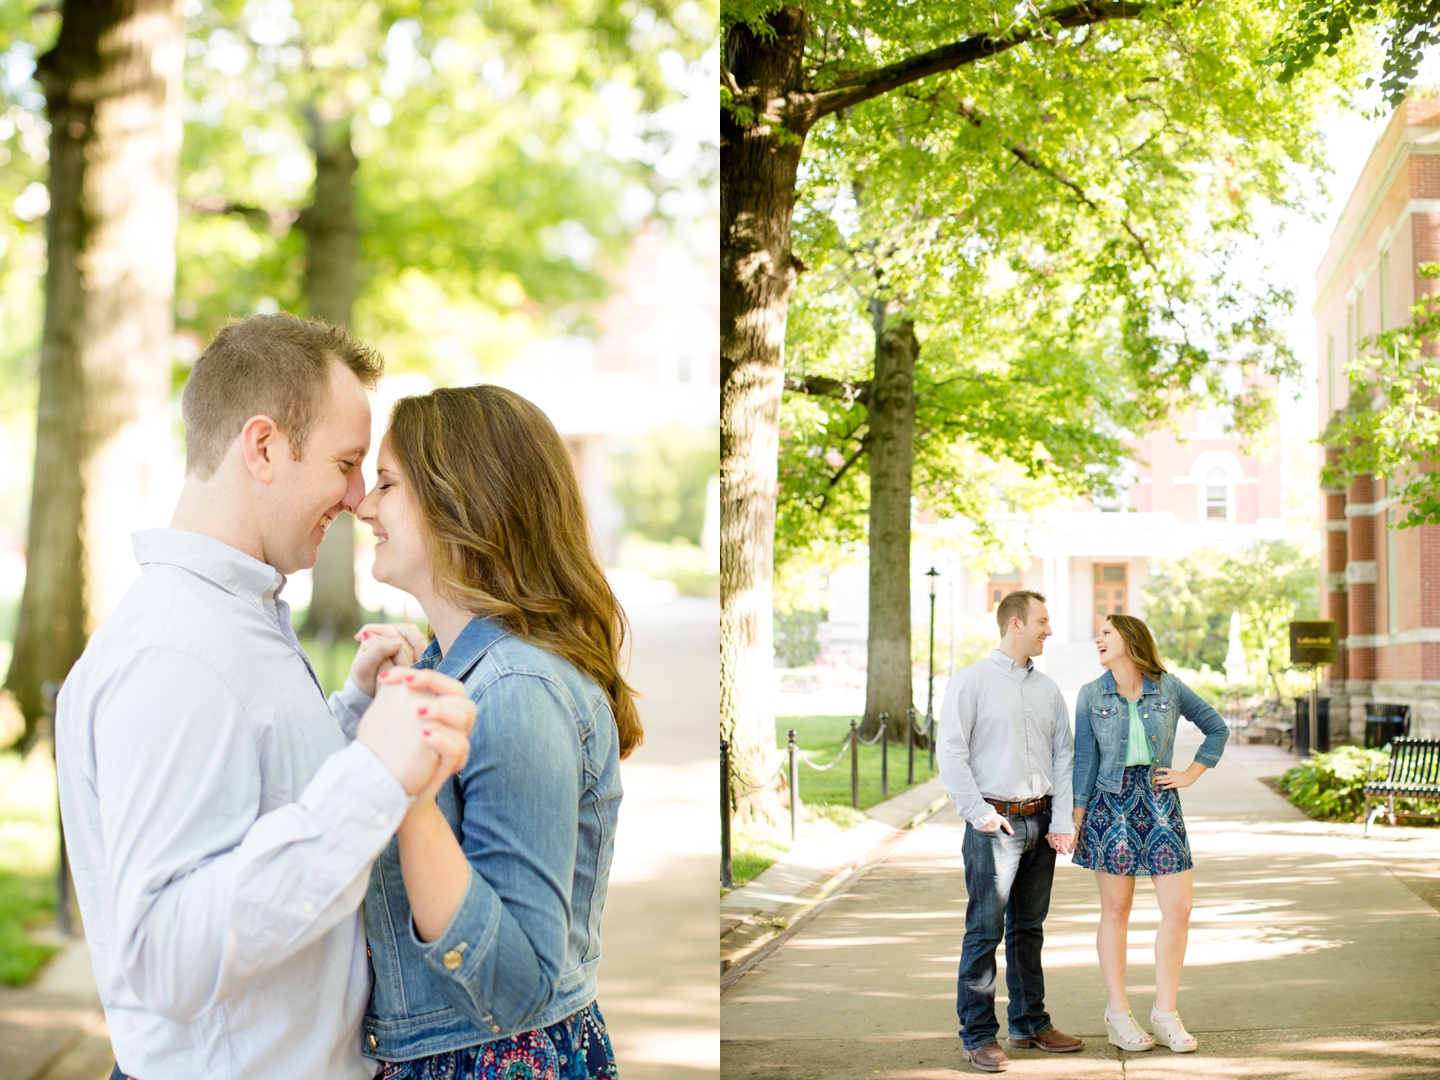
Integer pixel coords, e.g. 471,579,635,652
1097,669,1158,697
415,616,511,681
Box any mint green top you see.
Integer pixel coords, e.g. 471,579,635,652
1124,698,1154,767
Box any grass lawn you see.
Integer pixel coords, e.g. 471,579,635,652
298,636,362,697
726,715,940,891
0,749,60,985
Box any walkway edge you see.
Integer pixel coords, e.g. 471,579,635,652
719,777,951,983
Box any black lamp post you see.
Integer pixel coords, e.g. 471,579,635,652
925,567,939,769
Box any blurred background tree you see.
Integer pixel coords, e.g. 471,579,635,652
0,0,717,734
1144,540,1320,698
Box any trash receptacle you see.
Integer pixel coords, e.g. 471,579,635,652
1364,703,1410,749
1294,697,1330,755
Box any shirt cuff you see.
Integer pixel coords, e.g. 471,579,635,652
298,741,408,863
329,678,375,741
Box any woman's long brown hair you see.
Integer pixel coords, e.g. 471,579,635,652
388,385,642,757
1106,614,1168,680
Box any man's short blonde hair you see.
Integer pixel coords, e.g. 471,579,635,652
996,589,1047,636
181,313,383,478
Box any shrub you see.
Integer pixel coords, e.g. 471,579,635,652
774,608,824,668
1277,746,1391,821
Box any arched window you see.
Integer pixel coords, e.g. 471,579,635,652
1204,467,1229,522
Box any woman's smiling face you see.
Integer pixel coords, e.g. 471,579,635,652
357,433,429,596
1095,620,1127,669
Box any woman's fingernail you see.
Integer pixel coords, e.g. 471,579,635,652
404,674,417,684
361,631,371,639
417,707,428,717
422,728,432,737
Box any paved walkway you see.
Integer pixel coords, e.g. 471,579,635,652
722,726,1440,1078
0,596,719,1080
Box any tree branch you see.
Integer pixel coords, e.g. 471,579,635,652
181,196,299,234
784,373,872,406
809,1,1148,121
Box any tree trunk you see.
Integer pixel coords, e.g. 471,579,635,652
862,301,917,744
298,112,362,639
4,0,184,746
720,11,811,824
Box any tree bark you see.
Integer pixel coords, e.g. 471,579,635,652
862,302,917,743
297,111,362,639
5,0,184,746
720,11,811,823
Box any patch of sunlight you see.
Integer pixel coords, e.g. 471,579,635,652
790,935,910,949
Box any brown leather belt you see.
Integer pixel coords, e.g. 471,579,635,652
984,795,1052,817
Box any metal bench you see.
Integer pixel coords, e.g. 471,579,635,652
1364,738,1440,832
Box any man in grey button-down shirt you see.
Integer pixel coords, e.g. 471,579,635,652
56,316,476,1080
937,590,1082,1072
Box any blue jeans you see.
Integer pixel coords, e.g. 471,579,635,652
957,812,1056,1050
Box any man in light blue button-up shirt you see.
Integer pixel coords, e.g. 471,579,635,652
937,590,1083,1071
55,316,475,1080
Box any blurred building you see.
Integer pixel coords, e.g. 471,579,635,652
1313,97,1440,742
498,218,719,564
817,401,1284,710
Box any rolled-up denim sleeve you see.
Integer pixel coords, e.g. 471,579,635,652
1072,685,1099,810
1173,676,1229,767
411,672,579,1033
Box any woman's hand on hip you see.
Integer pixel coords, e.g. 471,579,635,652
1152,763,1204,790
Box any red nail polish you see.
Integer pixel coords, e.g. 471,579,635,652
417,707,428,716
404,674,416,684
422,728,432,737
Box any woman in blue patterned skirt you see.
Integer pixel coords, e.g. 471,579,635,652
1072,614,1228,1056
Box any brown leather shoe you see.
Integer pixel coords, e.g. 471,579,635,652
962,1042,1011,1072
1008,1027,1084,1053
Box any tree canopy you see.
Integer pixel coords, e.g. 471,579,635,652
773,0,1355,567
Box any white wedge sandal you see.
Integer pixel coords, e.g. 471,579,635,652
1103,1008,1154,1052
1150,1007,1198,1053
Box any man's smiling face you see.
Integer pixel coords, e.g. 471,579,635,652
263,360,371,575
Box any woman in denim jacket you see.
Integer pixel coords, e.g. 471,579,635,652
1072,615,1227,1057
336,386,640,1080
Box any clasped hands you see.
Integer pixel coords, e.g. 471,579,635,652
351,623,475,800
975,811,1077,855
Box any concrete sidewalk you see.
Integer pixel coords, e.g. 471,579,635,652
721,727,1440,1078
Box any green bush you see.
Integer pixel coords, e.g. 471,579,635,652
1278,746,1392,821
774,608,824,668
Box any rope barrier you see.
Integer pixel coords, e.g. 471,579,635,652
797,740,851,771
728,756,788,795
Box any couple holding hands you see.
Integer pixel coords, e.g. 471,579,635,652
937,589,1229,1073
55,313,635,1080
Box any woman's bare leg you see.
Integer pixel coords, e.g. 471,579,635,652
1094,871,1136,1012
1151,870,1193,1012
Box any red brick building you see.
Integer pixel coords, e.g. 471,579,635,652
1314,98,1440,742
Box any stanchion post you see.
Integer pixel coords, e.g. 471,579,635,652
880,712,889,798
925,566,939,772
720,740,732,890
43,681,72,937
850,719,860,809
787,728,798,842
907,706,915,786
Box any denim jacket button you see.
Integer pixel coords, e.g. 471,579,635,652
443,949,463,970
492,1025,501,1034
367,1034,378,1049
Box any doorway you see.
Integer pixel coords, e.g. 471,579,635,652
1093,563,1128,636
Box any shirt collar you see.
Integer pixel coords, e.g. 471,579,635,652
133,528,284,607
988,648,1034,675
1099,669,1159,695
415,616,510,681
